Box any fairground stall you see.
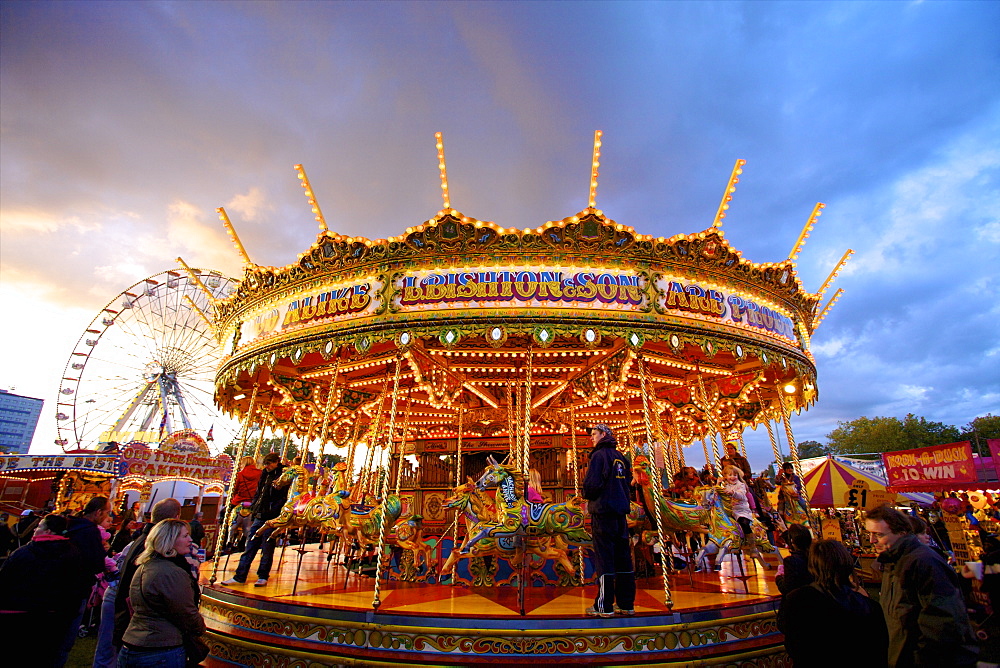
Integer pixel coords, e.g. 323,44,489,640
196,135,851,666
0,452,118,517
883,441,1000,596
2,430,231,552
116,429,232,553
801,455,935,582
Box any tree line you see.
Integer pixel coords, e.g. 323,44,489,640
797,413,1000,458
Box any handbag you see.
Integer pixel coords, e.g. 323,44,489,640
184,633,210,666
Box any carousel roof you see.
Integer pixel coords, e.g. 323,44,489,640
200,139,849,447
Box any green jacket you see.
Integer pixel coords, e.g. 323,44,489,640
877,534,977,668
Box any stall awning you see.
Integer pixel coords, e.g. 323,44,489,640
803,456,934,508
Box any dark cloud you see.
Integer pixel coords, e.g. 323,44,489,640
1,1,997,457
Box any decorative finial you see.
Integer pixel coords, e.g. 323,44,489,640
816,249,854,298
216,207,253,266
588,130,603,209
435,132,450,210
712,159,747,228
788,203,825,261
813,288,844,329
182,295,213,329
294,164,328,232
175,257,218,303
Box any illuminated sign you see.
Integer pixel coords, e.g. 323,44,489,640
656,277,797,341
1,454,118,475
238,277,382,347
397,268,647,311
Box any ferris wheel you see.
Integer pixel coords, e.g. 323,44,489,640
55,268,239,453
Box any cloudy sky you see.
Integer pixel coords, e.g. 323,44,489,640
2,1,998,467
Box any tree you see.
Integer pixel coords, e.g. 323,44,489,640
224,436,294,460
797,440,829,458
900,413,960,448
221,436,344,467
826,416,905,454
960,414,1000,455
825,414,961,455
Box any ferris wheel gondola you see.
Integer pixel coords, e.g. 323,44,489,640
54,268,239,452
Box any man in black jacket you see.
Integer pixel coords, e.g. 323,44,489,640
223,452,288,587
866,504,977,667
582,424,635,617
57,495,112,664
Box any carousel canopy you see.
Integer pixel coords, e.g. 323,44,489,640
200,140,847,453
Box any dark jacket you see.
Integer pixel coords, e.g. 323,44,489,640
877,534,978,668
122,553,206,648
779,583,889,667
66,514,107,576
776,550,814,596
720,452,753,482
189,519,205,546
113,522,155,646
251,463,289,521
583,436,631,516
0,536,92,613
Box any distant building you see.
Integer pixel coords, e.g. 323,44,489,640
0,389,44,454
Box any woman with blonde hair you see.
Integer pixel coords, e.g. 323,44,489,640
118,519,207,667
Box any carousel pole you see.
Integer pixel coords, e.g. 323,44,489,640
253,420,267,459
757,392,784,467
779,398,804,482
314,357,341,491
507,383,516,463
522,345,534,475
569,402,584,585
279,430,291,462
210,385,259,585
393,387,414,497
653,409,673,482
700,436,713,475
450,406,464,581
639,357,673,610
373,355,404,612
737,431,749,459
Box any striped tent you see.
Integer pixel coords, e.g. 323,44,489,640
802,456,934,508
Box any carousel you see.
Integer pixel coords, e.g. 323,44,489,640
195,134,850,666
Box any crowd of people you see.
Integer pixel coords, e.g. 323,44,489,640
4,443,998,667
773,503,981,668
0,495,209,667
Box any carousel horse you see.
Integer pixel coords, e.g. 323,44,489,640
251,464,345,540
692,485,777,571
776,473,809,527
632,455,713,532
394,514,436,574
252,463,400,551
440,480,578,577
340,492,403,549
466,456,591,552
631,455,775,571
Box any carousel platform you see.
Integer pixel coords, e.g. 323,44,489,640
200,548,788,666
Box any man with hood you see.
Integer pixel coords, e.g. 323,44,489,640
223,452,288,586
582,423,635,617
